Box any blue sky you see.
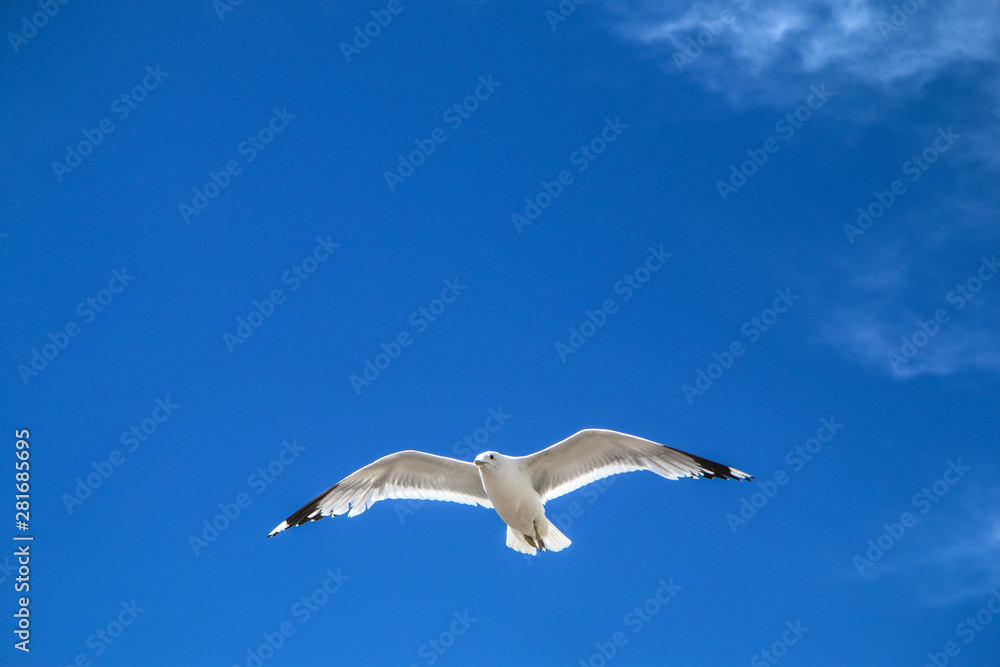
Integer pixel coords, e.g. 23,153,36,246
2,0,999,665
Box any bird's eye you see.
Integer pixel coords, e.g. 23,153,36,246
489,454,494,459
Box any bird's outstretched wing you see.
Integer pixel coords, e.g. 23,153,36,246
267,451,491,537
522,429,752,503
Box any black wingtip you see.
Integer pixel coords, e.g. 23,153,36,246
690,453,752,481
279,483,340,530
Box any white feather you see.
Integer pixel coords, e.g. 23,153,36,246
267,451,491,537
520,429,752,503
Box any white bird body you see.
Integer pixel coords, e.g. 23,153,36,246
267,428,752,554
474,452,571,554
477,453,541,533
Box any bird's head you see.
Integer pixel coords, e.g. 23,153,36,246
473,451,501,471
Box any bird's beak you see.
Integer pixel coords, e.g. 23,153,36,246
474,460,485,467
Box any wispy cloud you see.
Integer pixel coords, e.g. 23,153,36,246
601,0,1000,380
904,484,1000,606
816,196,1000,379
845,475,1000,605
604,0,1000,107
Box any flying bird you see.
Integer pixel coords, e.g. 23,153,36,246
267,429,752,554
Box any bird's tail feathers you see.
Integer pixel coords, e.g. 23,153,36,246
504,519,572,555
506,526,537,555
540,518,572,552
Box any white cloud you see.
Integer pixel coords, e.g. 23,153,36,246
604,0,1000,106
905,485,1000,606
601,1,1000,380
823,313,1000,379
845,477,1000,606
815,197,1000,380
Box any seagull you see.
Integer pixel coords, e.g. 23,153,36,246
267,429,752,554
